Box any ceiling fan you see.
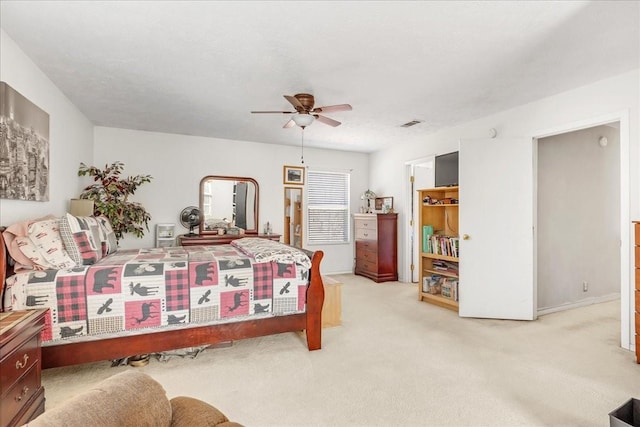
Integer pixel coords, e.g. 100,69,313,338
251,93,352,128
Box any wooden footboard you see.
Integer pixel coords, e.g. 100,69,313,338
1,229,324,368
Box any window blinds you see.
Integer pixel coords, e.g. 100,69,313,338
307,170,350,244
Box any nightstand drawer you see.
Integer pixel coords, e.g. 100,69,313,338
0,335,39,396
635,223,640,245
1,363,40,425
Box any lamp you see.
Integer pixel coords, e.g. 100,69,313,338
69,199,94,216
291,113,314,128
362,189,377,213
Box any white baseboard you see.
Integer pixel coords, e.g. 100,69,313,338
537,293,620,316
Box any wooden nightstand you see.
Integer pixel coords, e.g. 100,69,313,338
1,310,47,427
321,276,342,328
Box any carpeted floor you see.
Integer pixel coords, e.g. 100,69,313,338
41,274,638,426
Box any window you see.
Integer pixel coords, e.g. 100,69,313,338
307,170,350,244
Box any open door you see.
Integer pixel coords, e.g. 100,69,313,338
458,137,535,320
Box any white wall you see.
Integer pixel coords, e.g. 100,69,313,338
93,127,369,275
537,125,620,310
0,29,93,225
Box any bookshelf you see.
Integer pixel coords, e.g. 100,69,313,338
417,187,459,311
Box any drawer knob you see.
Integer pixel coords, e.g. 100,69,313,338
16,354,29,370
15,387,28,402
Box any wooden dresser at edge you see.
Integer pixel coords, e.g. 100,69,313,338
1,309,47,427
633,221,640,364
353,213,398,283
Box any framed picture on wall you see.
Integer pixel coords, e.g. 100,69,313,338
283,165,305,185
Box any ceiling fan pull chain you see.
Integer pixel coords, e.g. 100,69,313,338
300,128,305,164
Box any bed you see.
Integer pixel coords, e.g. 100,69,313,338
0,224,324,369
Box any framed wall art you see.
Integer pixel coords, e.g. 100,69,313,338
283,165,305,185
0,81,50,201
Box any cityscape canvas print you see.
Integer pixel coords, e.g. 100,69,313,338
0,81,50,201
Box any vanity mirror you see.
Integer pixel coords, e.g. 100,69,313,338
199,176,259,235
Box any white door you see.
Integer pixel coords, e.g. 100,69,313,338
458,137,535,320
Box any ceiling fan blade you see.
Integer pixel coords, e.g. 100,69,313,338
312,104,352,114
283,119,295,128
314,115,341,127
284,95,304,111
251,110,295,114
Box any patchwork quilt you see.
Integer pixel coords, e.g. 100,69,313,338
4,244,311,343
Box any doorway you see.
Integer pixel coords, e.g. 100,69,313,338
404,158,435,283
533,111,631,352
537,124,621,314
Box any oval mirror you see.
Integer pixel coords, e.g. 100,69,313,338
199,176,259,235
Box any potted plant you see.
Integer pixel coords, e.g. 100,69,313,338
78,161,153,241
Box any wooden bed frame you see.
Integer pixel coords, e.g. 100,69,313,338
0,229,324,369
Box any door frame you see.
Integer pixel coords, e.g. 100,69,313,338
532,110,631,351
404,157,435,283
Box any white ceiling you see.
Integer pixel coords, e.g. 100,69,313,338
1,1,638,153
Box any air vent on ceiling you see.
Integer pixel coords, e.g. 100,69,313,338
400,120,423,128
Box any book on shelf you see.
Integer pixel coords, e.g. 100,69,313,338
422,225,433,253
431,260,459,275
425,234,460,258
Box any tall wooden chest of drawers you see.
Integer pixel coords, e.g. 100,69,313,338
634,221,639,364
354,213,398,283
1,309,47,427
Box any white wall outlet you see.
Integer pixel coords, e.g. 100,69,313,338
582,281,588,292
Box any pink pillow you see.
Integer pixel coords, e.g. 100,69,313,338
2,215,56,271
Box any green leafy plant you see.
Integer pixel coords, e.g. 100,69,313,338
78,161,153,241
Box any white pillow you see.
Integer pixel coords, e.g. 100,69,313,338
15,236,56,269
27,218,75,269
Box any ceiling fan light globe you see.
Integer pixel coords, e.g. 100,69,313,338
292,114,314,127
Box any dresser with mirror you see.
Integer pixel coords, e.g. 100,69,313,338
178,175,280,246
